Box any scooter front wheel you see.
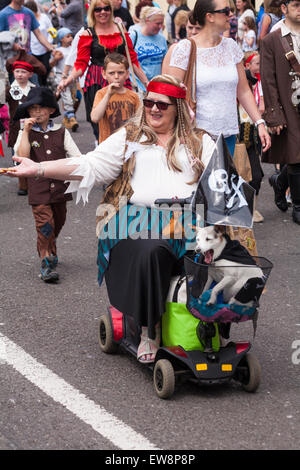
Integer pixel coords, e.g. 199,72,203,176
241,352,261,393
98,314,118,354
153,359,175,399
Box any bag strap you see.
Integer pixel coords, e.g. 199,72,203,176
116,21,139,92
183,39,197,106
172,274,186,303
279,31,300,76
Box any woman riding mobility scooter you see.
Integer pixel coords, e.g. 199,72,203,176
98,134,273,399
98,197,273,399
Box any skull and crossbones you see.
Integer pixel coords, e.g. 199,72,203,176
208,169,247,208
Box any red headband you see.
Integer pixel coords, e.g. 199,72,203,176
12,61,34,72
147,81,186,99
244,53,257,66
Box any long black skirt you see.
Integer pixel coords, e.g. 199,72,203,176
104,238,183,340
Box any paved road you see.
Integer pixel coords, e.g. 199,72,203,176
0,104,299,451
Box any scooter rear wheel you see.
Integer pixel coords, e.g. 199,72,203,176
153,359,175,399
98,314,118,354
241,352,261,392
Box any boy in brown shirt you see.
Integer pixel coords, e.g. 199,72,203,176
91,53,140,144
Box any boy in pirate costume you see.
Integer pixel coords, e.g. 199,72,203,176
13,87,81,282
5,59,44,195
260,0,300,225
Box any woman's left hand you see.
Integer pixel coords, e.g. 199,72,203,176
258,123,271,152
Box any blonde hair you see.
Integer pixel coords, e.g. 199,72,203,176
125,74,205,182
243,50,259,65
87,0,114,28
139,6,164,23
174,10,189,27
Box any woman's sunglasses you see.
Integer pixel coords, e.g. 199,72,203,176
209,7,231,16
143,99,173,111
94,5,111,13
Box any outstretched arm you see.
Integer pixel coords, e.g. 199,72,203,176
9,155,82,181
3,127,128,203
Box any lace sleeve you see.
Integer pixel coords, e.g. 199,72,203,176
169,39,191,70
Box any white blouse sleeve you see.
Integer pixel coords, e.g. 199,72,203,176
64,129,82,158
65,127,126,204
169,39,191,70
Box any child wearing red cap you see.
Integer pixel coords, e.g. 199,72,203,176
5,60,36,195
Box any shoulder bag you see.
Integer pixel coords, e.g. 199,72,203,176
116,21,139,94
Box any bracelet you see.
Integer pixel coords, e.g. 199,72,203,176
62,73,68,79
255,119,266,127
34,162,45,180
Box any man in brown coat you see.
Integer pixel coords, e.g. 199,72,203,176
260,0,300,224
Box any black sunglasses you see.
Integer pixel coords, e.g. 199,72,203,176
143,99,174,111
209,6,231,16
94,5,111,12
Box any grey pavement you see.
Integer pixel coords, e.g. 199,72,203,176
0,103,299,451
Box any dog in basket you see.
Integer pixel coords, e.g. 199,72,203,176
195,226,265,307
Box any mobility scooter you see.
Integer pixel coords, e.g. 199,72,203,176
98,196,273,399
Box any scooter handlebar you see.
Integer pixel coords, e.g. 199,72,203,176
154,196,193,207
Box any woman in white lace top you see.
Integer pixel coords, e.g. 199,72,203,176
168,0,271,156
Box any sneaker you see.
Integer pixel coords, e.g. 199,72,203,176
51,254,58,267
41,256,59,283
69,116,78,132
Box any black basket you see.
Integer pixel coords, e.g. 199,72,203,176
184,253,273,323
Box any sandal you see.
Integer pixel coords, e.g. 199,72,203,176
137,327,158,364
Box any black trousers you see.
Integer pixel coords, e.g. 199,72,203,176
105,238,183,340
33,52,51,86
248,144,264,195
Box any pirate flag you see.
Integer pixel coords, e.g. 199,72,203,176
192,134,255,228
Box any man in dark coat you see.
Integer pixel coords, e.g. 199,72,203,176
260,0,300,224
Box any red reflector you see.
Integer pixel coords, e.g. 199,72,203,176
236,342,250,354
166,346,188,358
109,306,123,342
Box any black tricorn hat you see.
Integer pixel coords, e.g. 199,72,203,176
14,87,61,120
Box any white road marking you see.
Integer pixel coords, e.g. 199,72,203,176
0,332,160,450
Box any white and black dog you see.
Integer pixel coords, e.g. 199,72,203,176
195,226,265,306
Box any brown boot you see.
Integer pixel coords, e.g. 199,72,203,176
69,116,79,132
63,116,72,129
